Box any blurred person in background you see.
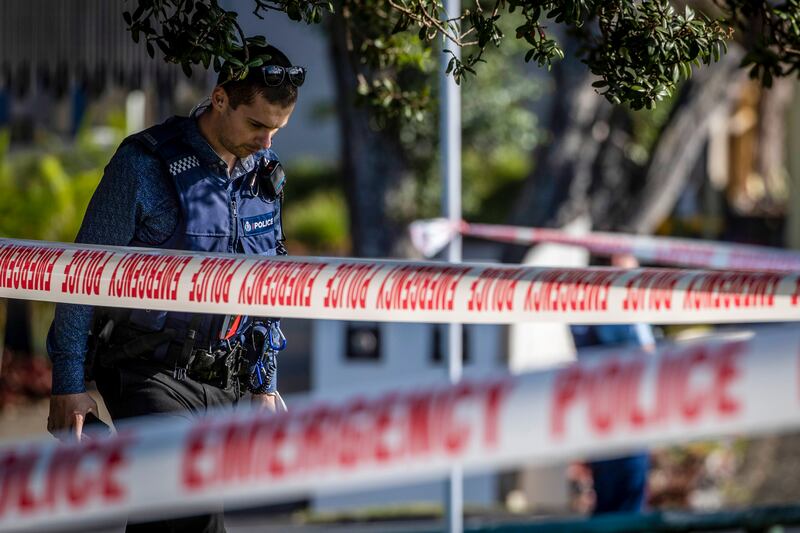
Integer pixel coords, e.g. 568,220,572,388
571,253,655,515
45,44,304,532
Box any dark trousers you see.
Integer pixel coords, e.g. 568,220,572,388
590,454,649,514
95,360,239,533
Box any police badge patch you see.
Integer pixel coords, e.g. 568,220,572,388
241,212,275,236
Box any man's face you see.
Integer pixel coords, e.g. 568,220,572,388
216,89,295,159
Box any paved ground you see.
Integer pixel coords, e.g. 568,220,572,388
0,399,49,441
0,392,111,444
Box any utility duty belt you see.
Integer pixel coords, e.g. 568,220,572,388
164,340,245,390
87,312,285,395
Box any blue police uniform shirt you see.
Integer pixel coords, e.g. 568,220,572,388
47,113,283,395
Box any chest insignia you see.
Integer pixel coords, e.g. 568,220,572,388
241,212,275,236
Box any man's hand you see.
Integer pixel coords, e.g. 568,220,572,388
251,393,285,413
48,393,99,442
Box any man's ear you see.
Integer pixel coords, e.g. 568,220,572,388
211,86,228,111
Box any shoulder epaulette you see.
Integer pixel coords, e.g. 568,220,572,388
129,116,188,153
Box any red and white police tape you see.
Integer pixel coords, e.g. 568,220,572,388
0,326,799,530
1,238,800,325
409,218,800,273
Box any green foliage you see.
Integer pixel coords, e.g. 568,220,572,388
463,147,532,221
583,1,729,110
284,158,341,201
122,0,799,116
280,158,350,254
729,0,800,86
388,12,538,224
284,190,350,254
365,0,794,111
124,0,331,79
0,122,121,242
353,30,436,125
629,91,681,164
396,144,532,223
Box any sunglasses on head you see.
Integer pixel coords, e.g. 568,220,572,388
261,65,306,88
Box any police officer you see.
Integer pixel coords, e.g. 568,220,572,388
45,45,303,531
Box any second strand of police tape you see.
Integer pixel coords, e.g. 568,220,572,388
409,218,800,273
0,326,798,530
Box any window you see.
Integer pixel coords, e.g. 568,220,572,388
344,323,382,361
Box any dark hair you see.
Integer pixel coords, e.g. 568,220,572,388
217,45,298,109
